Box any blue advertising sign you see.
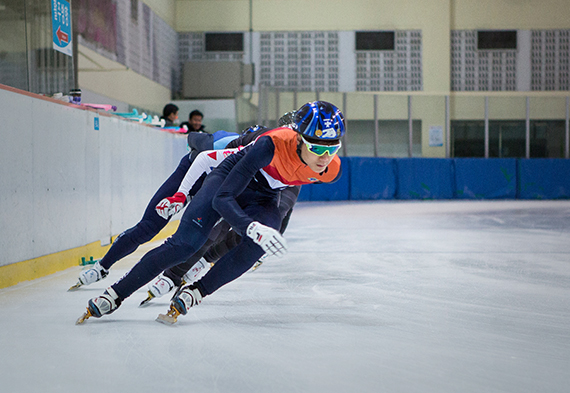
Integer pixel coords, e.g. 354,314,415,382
52,0,72,56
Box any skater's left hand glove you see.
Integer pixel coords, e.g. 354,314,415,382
156,192,187,220
246,221,288,257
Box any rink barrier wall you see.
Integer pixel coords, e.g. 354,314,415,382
298,157,570,201
0,219,180,290
0,84,187,288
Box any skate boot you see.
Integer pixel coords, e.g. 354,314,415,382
139,274,176,307
76,287,122,325
182,258,210,284
156,284,202,325
68,261,109,291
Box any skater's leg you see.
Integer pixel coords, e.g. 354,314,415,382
163,239,214,286
99,220,162,270
202,226,241,264
197,201,282,296
142,220,230,305
164,220,232,283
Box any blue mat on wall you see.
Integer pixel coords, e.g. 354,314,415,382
518,159,570,199
292,157,570,202
454,158,517,199
396,158,454,200
349,157,397,200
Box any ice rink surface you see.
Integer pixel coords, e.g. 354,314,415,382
1,200,569,393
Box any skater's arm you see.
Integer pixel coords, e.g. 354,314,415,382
178,147,242,197
212,136,275,235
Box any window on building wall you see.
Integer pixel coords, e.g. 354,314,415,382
0,0,28,91
451,120,564,158
0,0,73,94
477,31,517,50
355,32,395,51
205,33,244,52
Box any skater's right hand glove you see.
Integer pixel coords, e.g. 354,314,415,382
246,221,288,257
156,192,187,220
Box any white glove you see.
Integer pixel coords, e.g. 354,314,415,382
155,192,187,219
246,221,288,257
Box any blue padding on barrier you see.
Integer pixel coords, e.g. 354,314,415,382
518,159,570,199
349,157,396,200
454,158,517,199
396,158,454,200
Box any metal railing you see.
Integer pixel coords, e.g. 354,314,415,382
236,86,570,159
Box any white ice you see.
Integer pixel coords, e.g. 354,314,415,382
1,200,569,393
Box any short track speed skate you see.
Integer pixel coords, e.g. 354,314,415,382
75,288,121,325
139,292,156,307
75,308,94,325
155,284,202,325
68,262,109,291
139,274,175,307
155,304,182,325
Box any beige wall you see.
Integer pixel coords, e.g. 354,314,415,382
144,0,177,28
175,0,452,93
451,0,570,29
77,46,171,113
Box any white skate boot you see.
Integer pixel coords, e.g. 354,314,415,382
182,258,210,284
139,274,175,307
68,261,109,291
76,287,122,324
156,284,203,325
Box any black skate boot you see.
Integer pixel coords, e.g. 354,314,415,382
156,284,202,325
76,287,122,324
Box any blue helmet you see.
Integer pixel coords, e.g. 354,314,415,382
292,101,346,142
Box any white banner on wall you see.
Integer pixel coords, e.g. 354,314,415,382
429,125,444,147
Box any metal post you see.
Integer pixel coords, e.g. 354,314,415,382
374,94,379,157
275,88,280,128
256,84,263,126
564,97,570,158
445,95,450,158
71,0,79,89
263,85,269,126
293,90,298,111
342,92,348,156
526,96,530,159
484,96,489,158
408,95,413,158
234,90,240,132
566,96,570,159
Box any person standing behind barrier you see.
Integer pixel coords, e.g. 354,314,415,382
160,103,179,127
180,109,206,133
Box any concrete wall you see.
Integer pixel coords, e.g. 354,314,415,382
0,84,188,268
77,45,172,114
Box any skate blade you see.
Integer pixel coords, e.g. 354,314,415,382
75,308,93,325
156,313,178,325
252,261,263,271
138,292,155,307
68,282,83,292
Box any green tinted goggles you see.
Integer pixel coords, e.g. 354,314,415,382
302,136,342,156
